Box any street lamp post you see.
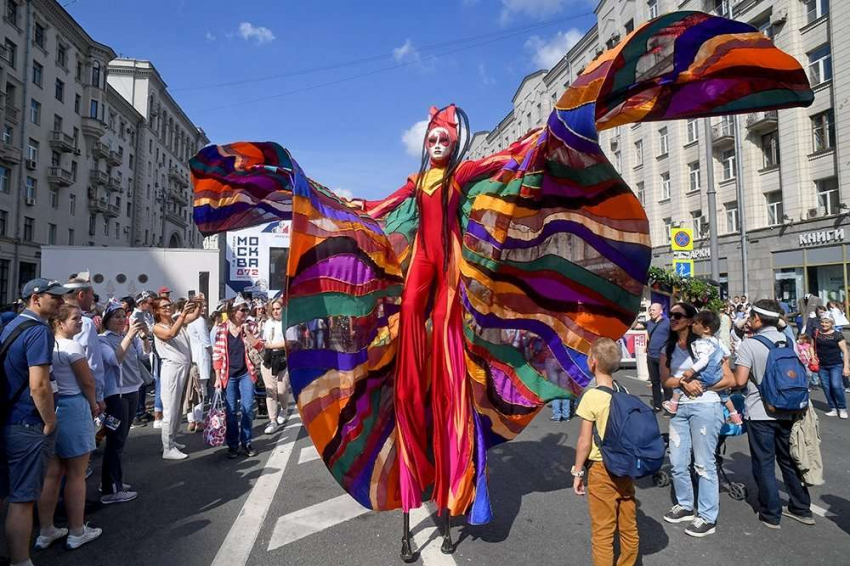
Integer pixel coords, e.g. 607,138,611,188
703,118,720,283
733,114,749,297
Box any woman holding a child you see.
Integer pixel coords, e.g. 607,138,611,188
660,302,736,538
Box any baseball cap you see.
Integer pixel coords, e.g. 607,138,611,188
21,278,71,298
158,286,172,294
136,290,155,303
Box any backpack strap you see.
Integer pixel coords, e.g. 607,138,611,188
590,384,619,449
0,319,41,417
752,334,783,350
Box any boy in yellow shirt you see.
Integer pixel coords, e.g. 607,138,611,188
572,338,639,566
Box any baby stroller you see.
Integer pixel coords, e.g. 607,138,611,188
652,393,748,501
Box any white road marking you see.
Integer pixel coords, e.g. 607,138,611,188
811,503,830,518
298,445,320,464
210,423,301,566
267,494,371,551
410,505,459,566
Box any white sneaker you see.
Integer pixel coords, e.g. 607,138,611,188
34,526,68,550
825,409,839,417
839,410,849,420
66,524,103,550
100,490,138,505
277,414,287,425
162,448,188,460
153,420,163,429
264,422,279,434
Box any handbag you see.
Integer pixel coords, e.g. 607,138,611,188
809,331,820,373
203,389,227,447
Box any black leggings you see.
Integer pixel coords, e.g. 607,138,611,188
101,392,138,495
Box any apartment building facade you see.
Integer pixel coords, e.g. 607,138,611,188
0,0,207,306
468,0,847,309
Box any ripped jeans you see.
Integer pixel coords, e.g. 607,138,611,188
668,402,724,524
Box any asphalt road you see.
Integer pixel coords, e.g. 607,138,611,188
6,372,850,566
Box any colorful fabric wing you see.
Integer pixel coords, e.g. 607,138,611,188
190,11,813,520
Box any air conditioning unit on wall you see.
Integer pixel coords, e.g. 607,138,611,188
25,159,37,170
25,197,35,205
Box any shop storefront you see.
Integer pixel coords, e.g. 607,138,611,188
773,228,847,311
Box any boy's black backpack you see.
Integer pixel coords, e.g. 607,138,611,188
0,319,40,423
592,384,666,478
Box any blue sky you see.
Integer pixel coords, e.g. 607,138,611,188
68,0,596,200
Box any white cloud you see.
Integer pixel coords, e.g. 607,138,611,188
525,28,583,69
238,22,276,45
478,63,496,85
401,119,429,157
392,39,421,64
335,188,354,200
205,31,216,42
500,0,579,25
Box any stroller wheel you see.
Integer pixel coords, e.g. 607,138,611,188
653,470,670,487
728,483,747,501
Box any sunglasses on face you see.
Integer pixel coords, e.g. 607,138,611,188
160,304,172,310
670,312,687,320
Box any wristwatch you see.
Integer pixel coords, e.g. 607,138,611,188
570,465,585,478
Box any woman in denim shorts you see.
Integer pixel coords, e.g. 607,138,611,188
34,304,102,550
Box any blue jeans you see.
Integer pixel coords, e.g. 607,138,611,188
819,364,847,410
224,373,255,450
668,402,724,523
551,398,573,420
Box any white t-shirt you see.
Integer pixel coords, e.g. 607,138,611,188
52,337,87,396
670,344,721,405
263,318,284,345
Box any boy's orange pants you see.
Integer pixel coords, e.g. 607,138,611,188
587,462,639,566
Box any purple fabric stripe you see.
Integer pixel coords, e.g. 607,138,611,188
490,366,538,407
292,254,379,288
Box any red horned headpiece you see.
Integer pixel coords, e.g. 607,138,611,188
427,105,459,144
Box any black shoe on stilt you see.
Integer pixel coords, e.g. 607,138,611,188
440,511,455,555
400,511,418,563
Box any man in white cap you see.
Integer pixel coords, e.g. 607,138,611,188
64,276,105,414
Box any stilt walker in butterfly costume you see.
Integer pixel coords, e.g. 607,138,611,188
190,12,812,561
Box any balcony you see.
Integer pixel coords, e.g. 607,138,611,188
166,208,188,227
81,116,106,139
0,141,21,164
106,176,122,193
90,169,108,186
168,165,188,187
169,187,189,206
711,121,735,149
5,103,19,124
88,196,109,215
47,167,74,187
107,150,122,167
746,110,778,134
106,203,120,218
91,140,109,160
49,130,75,153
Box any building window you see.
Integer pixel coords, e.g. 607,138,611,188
762,131,780,168
660,172,671,200
613,150,621,172
91,61,101,88
663,218,672,244
692,210,709,239
658,127,668,156
725,202,739,233
0,165,8,193
624,19,634,34
56,43,67,68
634,140,643,167
0,210,6,235
89,215,96,236
721,149,736,180
48,223,56,245
648,0,658,19
2,125,11,144
686,119,699,144
636,181,645,206
74,94,80,114
114,222,119,238
688,162,700,192
25,177,36,200
90,99,98,119
3,38,16,68
754,17,774,39
102,217,108,236
811,110,835,152
55,79,64,103
816,177,839,216
69,193,76,215
27,139,38,162
0,258,7,305
712,0,730,17
68,228,74,245
34,22,45,49
766,191,783,226
76,60,82,81
30,98,41,124
808,45,832,86
32,61,43,87
805,0,829,23
126,202,132,216
5,0,18,27
49,187,58,208
23,217,33,241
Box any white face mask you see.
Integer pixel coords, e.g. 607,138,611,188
426,127,455,165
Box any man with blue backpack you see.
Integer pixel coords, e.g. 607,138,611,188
734,299,814,529
572,337,665,566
